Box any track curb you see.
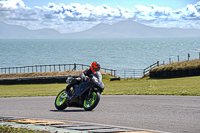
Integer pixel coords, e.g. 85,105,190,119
0,116,171,133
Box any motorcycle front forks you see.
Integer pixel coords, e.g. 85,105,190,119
87,88,93,99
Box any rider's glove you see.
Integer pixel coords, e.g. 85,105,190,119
83,76,89,81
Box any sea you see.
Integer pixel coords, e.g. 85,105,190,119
0,37,200,76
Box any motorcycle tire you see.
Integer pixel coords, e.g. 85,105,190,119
55,89,68,110
83,91,100,111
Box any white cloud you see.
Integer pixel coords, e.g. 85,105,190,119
0,0,200,33
182,4,200,18
0,0,24,9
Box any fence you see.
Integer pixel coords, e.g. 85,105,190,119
117,69,144,79
113,52,200,78
0,61,162,79
0,62,160,79
163,52,200,65
115,61,159,79
0,63,117,77
143,61,159,75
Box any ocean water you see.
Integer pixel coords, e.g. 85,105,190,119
0,38,200,72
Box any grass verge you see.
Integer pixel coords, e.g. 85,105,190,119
0,75,200,97
0,125,48,133
104,76,200,95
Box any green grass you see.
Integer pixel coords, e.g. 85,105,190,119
104,76,200,95
0,75,200,97
0,125,48,133
0,83,66,97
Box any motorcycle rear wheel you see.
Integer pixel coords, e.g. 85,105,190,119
83,91,100,111
55,89,68,110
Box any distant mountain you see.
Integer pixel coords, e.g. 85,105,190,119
1,20,200,39
64,20,200,38
0,21,60,39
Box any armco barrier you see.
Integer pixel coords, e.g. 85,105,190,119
150,68,200,78
0,76,70,85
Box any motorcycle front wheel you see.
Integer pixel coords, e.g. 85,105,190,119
83,91,100,111
55,89,68,110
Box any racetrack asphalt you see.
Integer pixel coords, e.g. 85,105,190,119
0,95,199,133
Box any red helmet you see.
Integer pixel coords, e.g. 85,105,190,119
91,61,101,73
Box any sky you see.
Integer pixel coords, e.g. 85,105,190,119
22,0,199,10
0,0,200,33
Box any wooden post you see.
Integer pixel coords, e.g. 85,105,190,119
40,65,42,72
157,61,159,67
199,52,200,60
178,55,179,62
188,53,190,61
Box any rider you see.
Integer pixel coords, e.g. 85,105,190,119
64,61,101,97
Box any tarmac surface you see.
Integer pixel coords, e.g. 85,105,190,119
0,95,200,133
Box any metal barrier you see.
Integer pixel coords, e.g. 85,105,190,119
117,69,144,79
0,63,117,77
143,61,159,75
0,62,160,79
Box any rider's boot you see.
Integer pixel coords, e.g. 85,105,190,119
63,78,77,99
62,86,71,98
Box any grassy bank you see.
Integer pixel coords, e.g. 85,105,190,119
151,59,200,72
150,59,200,78
0,75,200,97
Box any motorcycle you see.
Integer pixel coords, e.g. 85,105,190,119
54,71,104,111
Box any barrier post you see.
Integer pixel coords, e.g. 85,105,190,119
188,53,190,61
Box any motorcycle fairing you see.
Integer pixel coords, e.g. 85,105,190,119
75,81,95,97
66,81,95,107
